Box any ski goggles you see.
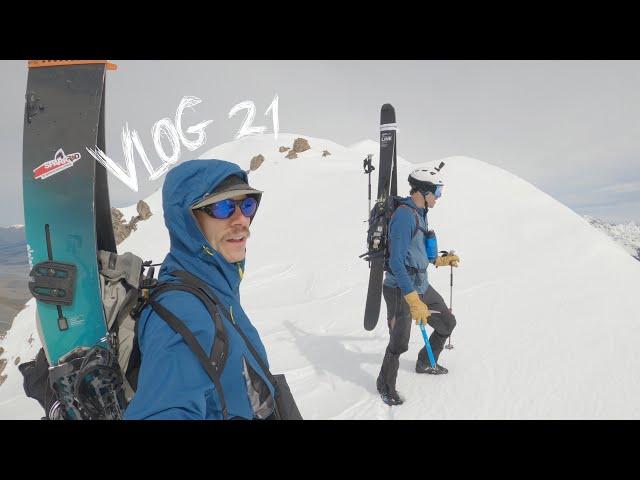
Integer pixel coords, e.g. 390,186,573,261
421,185,443,199
198,197,258,220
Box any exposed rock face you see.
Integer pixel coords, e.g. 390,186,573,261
279,146,290,153
322,150,331,157
137,200,152,220
250,154,265,171
285,150,298,159
292,138,310,153
112,200,153,245
111,209,130,245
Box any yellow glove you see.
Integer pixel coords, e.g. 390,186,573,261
404,291,430,325
435,253,460,268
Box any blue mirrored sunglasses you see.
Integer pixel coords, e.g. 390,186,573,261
199,197,258,219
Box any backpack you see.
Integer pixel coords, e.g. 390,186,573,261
360,196,426,273
19,251,302,420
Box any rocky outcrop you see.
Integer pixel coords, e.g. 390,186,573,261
285,150,298,159
292,138,310,153
112,200,153,245
136,200,152,220
322,150,331,157
279,146,290,153
250,154,265,171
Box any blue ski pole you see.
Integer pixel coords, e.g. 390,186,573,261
419,323,437,368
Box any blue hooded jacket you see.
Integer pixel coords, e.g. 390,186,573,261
383,197,430,295
124,159,275,420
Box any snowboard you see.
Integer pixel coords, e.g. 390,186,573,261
363,104,397,331
22,60,117,370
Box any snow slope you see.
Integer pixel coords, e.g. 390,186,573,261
3,132,640,419
584,216,640,260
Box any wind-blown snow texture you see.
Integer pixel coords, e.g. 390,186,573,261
2,133,640,419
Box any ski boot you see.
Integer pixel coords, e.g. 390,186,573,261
381,390,404,406
415,362,449,375
377,376,404,406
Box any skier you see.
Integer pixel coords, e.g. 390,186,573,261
124,159,277,419
376,165,460,406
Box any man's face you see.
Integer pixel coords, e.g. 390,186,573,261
194,194,252,263
425,191,437,208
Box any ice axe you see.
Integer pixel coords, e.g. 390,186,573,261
418,324,437,368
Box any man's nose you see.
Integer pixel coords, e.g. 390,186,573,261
229,204,250,227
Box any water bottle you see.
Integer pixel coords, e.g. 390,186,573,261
425,230,438,263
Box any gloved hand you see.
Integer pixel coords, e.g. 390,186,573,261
435,253,460,268
404,291,430,325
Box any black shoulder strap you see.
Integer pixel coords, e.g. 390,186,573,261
147,282,230,419
172,271,279,387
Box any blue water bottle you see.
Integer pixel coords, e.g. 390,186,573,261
425,230,438,263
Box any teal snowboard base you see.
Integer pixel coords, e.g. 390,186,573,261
22,61,120,419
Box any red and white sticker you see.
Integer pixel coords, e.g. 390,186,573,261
33,148,81,180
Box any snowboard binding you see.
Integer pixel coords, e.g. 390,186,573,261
48,341,127,420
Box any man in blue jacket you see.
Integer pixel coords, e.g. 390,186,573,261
124,159,275,420
376,166,460,406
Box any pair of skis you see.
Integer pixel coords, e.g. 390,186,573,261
362,104,398,332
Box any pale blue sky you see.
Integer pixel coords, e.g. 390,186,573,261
2,60,639,225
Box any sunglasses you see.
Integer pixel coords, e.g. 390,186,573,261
199,197,258,220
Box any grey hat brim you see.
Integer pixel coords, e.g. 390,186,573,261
191,186,263,210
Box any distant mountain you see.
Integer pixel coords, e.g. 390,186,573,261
0,226,29,333
584,216,640,260
0,226,25,245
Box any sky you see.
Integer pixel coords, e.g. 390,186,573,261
2,60,639,226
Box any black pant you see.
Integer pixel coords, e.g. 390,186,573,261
377,285,456,394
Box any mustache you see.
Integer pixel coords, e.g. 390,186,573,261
221,226,251,241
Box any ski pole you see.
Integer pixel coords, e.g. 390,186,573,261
445,249,455,350
446,250,455,349
363,154,374,215
419,323,437,368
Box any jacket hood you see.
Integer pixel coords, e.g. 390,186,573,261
158,159,251,298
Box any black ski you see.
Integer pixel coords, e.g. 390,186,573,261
363,104,397,331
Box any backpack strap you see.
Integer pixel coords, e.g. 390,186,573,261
172,272,280,386
395,204,427,238
146,281,230,420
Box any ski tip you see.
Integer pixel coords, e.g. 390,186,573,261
364,319,378,331
380,104,396,124
28,60,118,71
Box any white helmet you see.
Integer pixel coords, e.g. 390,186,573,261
408,161,445,194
